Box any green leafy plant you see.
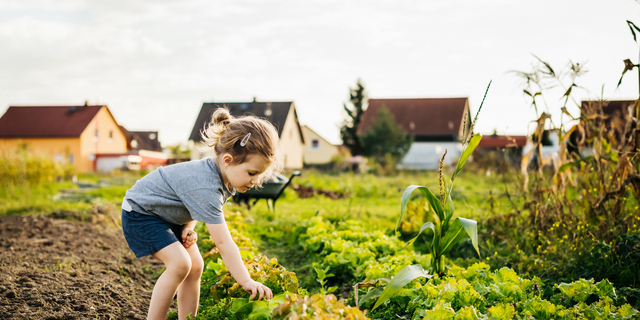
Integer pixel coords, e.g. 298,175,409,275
271,293,370,320
357,262,639,319
313,265,337,294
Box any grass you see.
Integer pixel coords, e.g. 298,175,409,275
0,173,142,217
244,168,524,232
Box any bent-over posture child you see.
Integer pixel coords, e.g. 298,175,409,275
121,108,278,320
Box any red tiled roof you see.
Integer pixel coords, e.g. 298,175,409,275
477,135,527,148
0,105,103,138
357,98,469,136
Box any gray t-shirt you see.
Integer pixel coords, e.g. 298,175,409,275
122,158,235,225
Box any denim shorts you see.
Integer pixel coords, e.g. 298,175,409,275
121,209,185,258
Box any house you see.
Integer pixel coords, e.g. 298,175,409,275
120,126,162,152
117,126,168,171
0,104,128,173
476,133,528,166
301,125,343,165
189,100,305,169
358,98,471,170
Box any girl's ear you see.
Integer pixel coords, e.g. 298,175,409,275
221,153,234,166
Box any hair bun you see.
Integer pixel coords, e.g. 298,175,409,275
212,108,232,127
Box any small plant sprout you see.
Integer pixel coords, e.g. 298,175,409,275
313,265,337,295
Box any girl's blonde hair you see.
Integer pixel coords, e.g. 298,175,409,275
200,107,281,185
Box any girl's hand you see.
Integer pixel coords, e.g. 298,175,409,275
242,279,273,301
182,228,197,249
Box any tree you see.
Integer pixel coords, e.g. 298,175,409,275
360,107,413,167
340,79,367,156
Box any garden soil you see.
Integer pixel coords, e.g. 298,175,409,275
0,209,170,319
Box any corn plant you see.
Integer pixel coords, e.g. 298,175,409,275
370,82,490,310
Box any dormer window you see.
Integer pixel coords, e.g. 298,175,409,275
131,140,138,148
311,139,320,150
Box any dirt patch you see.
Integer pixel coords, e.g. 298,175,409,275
0,211,165,319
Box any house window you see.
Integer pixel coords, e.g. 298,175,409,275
54,154,64,163
311,139,320,150
69,154,74,164
131,140,138,149
108,130,113,143
93,129,99,142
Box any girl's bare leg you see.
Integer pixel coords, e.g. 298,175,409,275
177,243,204,319
148,242,192,320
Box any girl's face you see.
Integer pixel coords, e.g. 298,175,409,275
222,153,271,193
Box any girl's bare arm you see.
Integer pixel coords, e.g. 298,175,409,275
205,222,272,300
205,222,251,284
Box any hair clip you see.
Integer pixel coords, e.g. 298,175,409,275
240,133,251,147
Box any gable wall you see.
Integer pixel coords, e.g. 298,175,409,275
78,107,128,172
302,127,339,165
0,137,82,169
278,106,303,169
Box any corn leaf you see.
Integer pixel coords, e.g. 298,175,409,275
442,193,455,233
406,222,436,247
372,264,431,310
628,20,640,43
357,287,384,308
558,156,594,173
453,134,483,180
439,217,480,258
397,185,444,235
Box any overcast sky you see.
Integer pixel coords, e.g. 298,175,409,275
1,0,639,146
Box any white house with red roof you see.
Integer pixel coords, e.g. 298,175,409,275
358,98,471,170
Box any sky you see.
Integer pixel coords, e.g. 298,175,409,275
1,0,639,146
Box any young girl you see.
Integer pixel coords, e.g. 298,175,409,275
121,108,279,320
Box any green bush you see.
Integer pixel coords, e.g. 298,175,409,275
0,153,74,187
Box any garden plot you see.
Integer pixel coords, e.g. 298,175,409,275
0,212,164,319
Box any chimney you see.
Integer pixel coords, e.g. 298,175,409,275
265,102,272,117
84,100,88,107
252,97,257,103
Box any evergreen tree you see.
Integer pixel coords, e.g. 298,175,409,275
340,79,367,156
360,107,413,166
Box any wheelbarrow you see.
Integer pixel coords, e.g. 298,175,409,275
232,171,300,211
